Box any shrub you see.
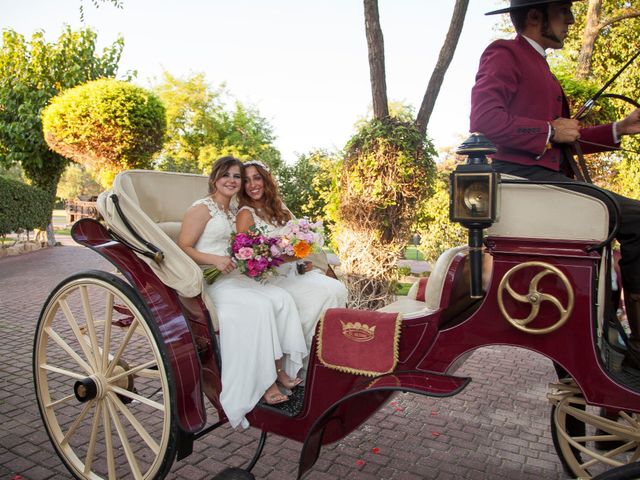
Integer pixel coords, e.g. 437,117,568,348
42,78,166,187
0,176,51,235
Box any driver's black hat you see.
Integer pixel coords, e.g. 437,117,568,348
485,0,583,16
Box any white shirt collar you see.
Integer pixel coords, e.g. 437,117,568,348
522,35,547,58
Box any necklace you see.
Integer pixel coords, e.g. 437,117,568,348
209,195,235,226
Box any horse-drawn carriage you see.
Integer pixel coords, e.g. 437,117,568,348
33,135,640,479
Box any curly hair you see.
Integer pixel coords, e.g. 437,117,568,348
208,156,243,194
238,162,291,225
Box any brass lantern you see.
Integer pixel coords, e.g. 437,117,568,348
450,133,498,226
449,133,498,298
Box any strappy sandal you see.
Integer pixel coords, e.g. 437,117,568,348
263,391,288,405
277,368,302,389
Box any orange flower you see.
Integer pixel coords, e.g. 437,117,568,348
293,240,312,258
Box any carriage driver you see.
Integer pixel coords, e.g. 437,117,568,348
470,0,640,370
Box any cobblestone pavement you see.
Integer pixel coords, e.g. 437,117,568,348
0,244,573,480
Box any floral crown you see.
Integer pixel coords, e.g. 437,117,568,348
243,160,270,173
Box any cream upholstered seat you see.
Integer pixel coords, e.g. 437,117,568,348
488,174,609,242
97,170,220,328
378,246,469,320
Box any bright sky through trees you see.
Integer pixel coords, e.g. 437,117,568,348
1,0,502,162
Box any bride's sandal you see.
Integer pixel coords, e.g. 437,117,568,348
262,391,289,405
277,368,302,389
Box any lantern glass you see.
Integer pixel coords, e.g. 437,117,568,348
450,172,496,223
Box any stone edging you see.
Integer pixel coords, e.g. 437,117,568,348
0,241,45,257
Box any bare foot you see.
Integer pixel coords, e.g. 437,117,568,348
262,383,288,405
277,369,302,389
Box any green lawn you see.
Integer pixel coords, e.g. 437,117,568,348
395,282,411,296
403,246,425,260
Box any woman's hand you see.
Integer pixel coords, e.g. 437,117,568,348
211,255,235,274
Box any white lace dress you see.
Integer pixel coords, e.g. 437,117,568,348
193,198,308,429
238,206,348,350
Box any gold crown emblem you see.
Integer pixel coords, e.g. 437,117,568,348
340,320,376,342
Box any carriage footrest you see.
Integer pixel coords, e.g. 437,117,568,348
257,385,305,417
601,339,640,391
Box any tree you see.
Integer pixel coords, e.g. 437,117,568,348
43,78,166,187
330,2,468,308
573,0,640,80
0,27,124,244
79,0,123,22
278,149,338,222
556,0,640,198
153,71,282,174
56,164,103,201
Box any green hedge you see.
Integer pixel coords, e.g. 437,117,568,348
0,176,51,235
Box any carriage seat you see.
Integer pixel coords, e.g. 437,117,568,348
487,174,609,242
115,169,210,242
377,246,470,321
97,170,221,325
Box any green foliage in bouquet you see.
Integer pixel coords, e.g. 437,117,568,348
42,78,166,188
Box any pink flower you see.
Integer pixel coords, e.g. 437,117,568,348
236,247,253,260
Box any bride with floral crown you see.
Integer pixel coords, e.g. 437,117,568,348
236,160,348,358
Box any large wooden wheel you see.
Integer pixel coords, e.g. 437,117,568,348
33,270,177,479
549,379,640,478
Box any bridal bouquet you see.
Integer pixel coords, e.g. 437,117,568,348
278,218,325,259
203,226,284,284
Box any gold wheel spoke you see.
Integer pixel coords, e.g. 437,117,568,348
45,394,76,409
105,396,143,480
44,326,93,376
109,359,157,383
40,363,86,380
83,401,102,475
106,319,139,377
80,286,103,370
102,290,114,372
61,400,94,447
136,368,161,379
108,392,160,454
102,398,117,480
59,298,99,372
110,385,165,412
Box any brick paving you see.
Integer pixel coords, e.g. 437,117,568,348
0,242,573,479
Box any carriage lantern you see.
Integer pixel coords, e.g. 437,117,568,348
449,132,498,298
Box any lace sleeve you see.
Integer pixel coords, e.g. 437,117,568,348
192,197,216,215
238,205,258,221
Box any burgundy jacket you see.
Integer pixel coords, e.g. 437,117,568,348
470,35,616,172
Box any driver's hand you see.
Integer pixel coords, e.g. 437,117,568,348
616,108,640,137
551,118,580,143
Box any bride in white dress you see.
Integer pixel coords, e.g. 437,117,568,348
236,160,348,351
178,156,308,429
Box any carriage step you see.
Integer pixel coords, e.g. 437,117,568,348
258,385,305,417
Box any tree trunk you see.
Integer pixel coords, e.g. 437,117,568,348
363,0,389,119
576,0,602,80
415,0,469,136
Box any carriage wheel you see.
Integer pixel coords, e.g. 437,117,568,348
549,379,640,479
33,270,177,480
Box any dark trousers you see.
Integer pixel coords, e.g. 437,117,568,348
492,160,640,294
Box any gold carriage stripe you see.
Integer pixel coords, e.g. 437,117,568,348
316,308,402,377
